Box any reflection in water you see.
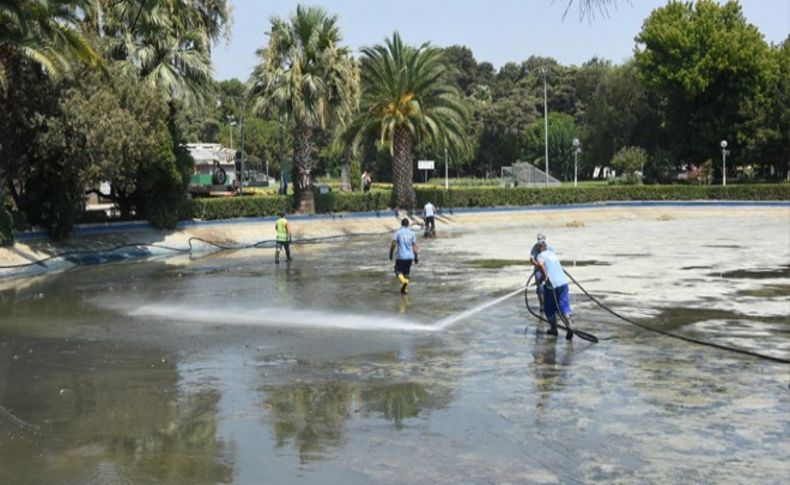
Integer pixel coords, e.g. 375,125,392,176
0,338,232,484
361,382,428,430
261,341,462,463
531,332,575,419
264,382,354,463
263,378,451,462
398,295,410,314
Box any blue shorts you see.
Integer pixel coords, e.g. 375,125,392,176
543,284,571,320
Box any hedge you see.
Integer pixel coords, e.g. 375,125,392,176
179,184,790,221
182,195,291,220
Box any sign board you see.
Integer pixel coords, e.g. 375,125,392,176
418,160,435,170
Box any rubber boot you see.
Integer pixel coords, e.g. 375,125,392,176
546,318,558,336
397,274,409,294
564,314,574,341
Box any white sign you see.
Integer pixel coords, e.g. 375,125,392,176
418,160,435,170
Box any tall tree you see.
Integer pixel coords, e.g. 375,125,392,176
347,33,470,209
522,112,579,181
97,0,230,113
581,61,661,172
0,0,101,89
634,0,772,169
247,5,355,212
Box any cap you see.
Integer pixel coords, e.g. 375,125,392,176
536,233,546,242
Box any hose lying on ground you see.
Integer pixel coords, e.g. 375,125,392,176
560,269,790,365
0,232,394,271
524,273,599,343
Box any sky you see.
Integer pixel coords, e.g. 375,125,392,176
213,0,790,81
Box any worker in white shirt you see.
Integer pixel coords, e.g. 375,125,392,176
423,201,436,238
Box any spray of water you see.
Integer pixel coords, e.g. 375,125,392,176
435,286,525,329
130,303,437,332
124,285,525,333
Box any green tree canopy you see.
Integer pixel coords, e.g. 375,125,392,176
522,112,579,181
247,4,356,212
347,32,470,209
634,0,773,169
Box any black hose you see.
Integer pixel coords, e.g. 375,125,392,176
524,273,599,343
0,232,393,271
563,270,790,365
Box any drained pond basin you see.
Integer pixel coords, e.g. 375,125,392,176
1,207,788,484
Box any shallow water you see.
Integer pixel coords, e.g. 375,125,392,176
1,211,789,484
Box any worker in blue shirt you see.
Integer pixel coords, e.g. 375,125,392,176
535,239,574,340
389,218,419,294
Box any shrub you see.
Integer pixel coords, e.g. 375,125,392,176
607,173,644,185
687,159,715,185
425,177,500,187
182,194,290,221
137,130,192,229
611,146,647,176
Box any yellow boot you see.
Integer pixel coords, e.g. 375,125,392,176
397,274,409,294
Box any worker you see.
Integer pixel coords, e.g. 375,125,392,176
389,218,419,294
423,201,436,237
534,239,574,340
274,211,292,264
529,233,551,313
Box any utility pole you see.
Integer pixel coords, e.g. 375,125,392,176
720,140,729,186
573,138,580,187
445,146,449,190
239,116,245,193
542,68,549,187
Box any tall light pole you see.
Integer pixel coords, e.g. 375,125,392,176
444,146,449,190
541,67,549,187
226,115,236,150
239,116,245,192
573,138,581,187
720,140,729,186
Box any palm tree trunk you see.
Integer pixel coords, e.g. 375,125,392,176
392,126,416,210
292,123,315,213
339,144,353,191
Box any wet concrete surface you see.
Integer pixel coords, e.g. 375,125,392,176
0,209,788,484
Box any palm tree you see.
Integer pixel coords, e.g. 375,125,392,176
346,32,469,210
247,5,356,213
95,0,230,117
0,0,101,89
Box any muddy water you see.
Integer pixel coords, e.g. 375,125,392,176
1,210,788,484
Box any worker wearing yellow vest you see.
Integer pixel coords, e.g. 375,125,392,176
274,211,292,264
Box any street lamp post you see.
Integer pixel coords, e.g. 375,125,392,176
541,67,549,187
444,146,449,190
239,116,245,192
573,138,581,187
720,140,729,186
226,115,236,150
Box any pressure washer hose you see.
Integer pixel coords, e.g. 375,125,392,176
5,233,789,365
524,274,599,343
0,232,394,270
557,270,790,365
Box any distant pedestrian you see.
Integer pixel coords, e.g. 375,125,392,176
423,201,436,237
389,218,419,294
361,170,372,193
534,239,574,340
274,211,292,264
